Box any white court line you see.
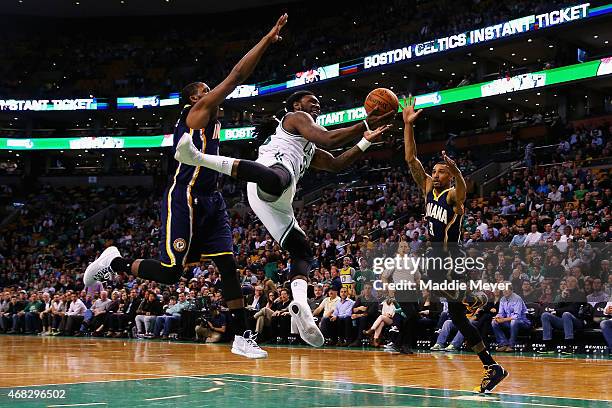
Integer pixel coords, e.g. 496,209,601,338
200,387,221,393
212,380,225,385
186,376,592,408
144,395,186,401
47,403,107,407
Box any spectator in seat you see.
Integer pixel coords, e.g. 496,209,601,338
416,289,442,330
38,292,53,335
491,284,531,352
7,291,27,334
314,286,340,341
81,290,112,336
135,291,163,338
0,292,11,332
115,289,142,337
308,284,326,313
154,292,188,339
523,224,542,247
22,293,44,334
2,295,18,333
349,282,378,347
363,296,395,347
269,289,292,341
252,289,288,337
587,278,608,303
601,295,612,353
521,281,540,303
329,287,355,346
246,286,266,312
538,276,587,354
56,292,86,336
49,293,67,335
195,304,227,343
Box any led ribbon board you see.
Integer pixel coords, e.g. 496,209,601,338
2,57,610,150
0,98,107,111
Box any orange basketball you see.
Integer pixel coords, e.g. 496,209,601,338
364,88,399,115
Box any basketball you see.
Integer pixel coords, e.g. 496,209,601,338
364,88,399,115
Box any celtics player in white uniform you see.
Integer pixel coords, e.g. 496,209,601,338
174,90,393,346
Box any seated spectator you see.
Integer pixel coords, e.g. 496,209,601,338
329,287,355,346
135,292,163,338
195,304,227,343
7,291,27,334
269,289,292,341
307,284,326,313
154,292,188,339
491,285,531,352
349,282,378,347
431,311,477,352
523,224,542,247
21,293,44,334
245,286,266,312
538,276,587,354
363,296,395,347
2,295,19,333
56,292,86,336
601,296,612,353
416,289,442,330
38,293,53,335
107,289,141,337
93,291,121,337
81,290,112,336
521,281,540,303
48,293,67,335
587,278,608,304
0,292,11,332
253,289,290,338
312,284,341,339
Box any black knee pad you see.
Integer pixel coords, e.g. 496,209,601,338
211,254,242,302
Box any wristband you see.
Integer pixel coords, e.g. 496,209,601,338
357,137,372,152
362,119,371,132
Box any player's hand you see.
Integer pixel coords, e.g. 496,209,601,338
401,95,423,124
365,106,395,128
441,150,460,176
364,124,392,143
265,13,288,43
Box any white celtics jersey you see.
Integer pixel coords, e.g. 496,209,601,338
257,118,316,181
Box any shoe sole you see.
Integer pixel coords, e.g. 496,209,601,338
231,347,268,359
289,301,324,347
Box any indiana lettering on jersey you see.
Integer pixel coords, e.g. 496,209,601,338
426,201,448,224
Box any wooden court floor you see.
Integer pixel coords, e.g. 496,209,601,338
0,335,609,407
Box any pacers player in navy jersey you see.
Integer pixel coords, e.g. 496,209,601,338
402,97,508,393
84,14,288,359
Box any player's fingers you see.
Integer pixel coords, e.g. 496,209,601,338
415,109,423,116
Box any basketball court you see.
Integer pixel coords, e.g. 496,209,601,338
1,336,608,407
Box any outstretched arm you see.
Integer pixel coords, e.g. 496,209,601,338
442,150,466,214
186,14,288,130
285,108,395,150
310,125,391,172
402,96,431,194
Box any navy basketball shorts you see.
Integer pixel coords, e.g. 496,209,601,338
159,186,233,268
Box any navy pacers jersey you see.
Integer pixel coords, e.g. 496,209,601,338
171,105,221,192
425,188,462,246
159,105,232,268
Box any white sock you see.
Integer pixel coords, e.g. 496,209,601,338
198,154,236,177
291,279,308,304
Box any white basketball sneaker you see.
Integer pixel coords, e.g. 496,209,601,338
174,133,203,166
83,246,121,287
289,301,324,347
231,330,268,359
